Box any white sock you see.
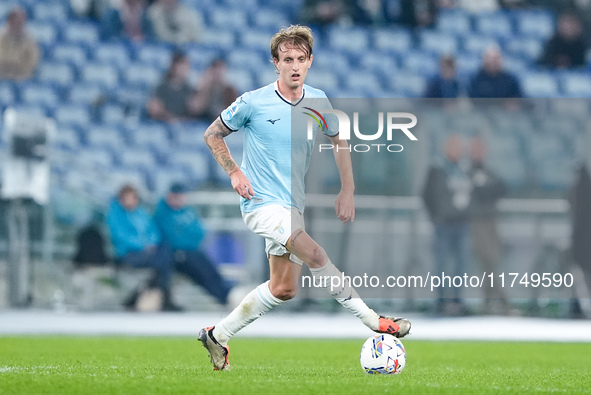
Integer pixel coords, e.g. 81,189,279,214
213,281,284,346
309,260,380,331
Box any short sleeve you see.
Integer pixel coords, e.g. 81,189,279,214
220,92,252,131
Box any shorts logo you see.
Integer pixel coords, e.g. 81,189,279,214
274,224,285,235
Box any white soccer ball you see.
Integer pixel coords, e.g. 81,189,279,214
360,334,406,374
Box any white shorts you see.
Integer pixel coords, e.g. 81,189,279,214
242,204,305,265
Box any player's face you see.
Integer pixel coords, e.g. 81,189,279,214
274,44,313,91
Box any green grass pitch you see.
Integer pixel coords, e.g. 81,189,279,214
1,337,590,394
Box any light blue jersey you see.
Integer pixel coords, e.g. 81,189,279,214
220,81,337,213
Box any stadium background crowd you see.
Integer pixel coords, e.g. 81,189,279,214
0,0,590,315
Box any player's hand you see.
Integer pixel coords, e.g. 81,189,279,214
230,170,255,200
335,190,355,223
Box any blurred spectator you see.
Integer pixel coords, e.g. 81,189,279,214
397,0,439,28
454,0,499,13
106,184,181,311
469,46,523,99
424,55,461,98
300,0,351,27
147,52,196,123
468,136,509,314
422,135,471,315
153,183,233,306
101,0,154,41
539,13,587,69
191,58,238,122
0,7,40,81
147,0,203,45
71,0,111,20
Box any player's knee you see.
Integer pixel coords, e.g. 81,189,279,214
270,283,297,301
308,245,328,268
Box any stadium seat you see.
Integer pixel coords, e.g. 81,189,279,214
51,44,88,68
52,127,81,152
168,149,210,185
436,9,471,35
311,49,350,73
63,22,100,45
240,30,273,50
359,52,398,78
100,104,127,125
225,69,255,94
37,62,75,87
475,12,513,39
21,85,59,109
0,2,18,20
152,167,191,195
345,72,384,97
209,8,248,30
27,22,58,46
455,53,481,77
32,2,68,22
519,72,558,97
68,83,105,105
185,46,219,71
118,147,158,170
328,27,370,53
504,37,544,61
130,124,171,148
202,28,236,50
252,8,288,29
79,147,115,169
304,70,340,94
81,64,119,88
373,28,412,53
85,126,127,151
560,72,591,97
502,56,528,74
123,63,161,89
108,168,149,194
54,105,91,128
256,68,279,87
402,51,439,77
514,10,554,39
136,45,173,70
420,31,458,55
94,44,131,70
172,122,209,148
0,82,15,107
389,72,427,97
227,49,267,74
463,35,499,54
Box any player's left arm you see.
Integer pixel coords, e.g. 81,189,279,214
328,134,355,223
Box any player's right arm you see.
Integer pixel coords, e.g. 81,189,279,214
204,117,254,200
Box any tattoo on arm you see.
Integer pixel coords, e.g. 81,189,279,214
204,118,238,175
290,230,304,247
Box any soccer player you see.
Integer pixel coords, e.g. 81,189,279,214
200,25,411,371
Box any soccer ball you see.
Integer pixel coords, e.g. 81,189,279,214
360,334,406,374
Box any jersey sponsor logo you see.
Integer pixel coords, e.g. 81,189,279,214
266,118,281,124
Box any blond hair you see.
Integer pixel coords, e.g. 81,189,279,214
270,25,314,62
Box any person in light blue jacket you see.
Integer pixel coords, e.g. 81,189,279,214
153,183,232,305
106,184,180,311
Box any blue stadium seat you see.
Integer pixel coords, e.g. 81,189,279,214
359,52,398,78
0,82,15,107
0,2,18,21
100,104,126,125
27,22,58,46
185,46,219,71
256,68,279,87
463,35,499,54
21,84,59,109
37,62,75,87
118,147,158,170
519,72,558,97
240,30,273,50
311,48,350,72
136,45,172,70
252,8,288,30
502,56,528,74
85,125,127,152
209,8,248,29
202,28,236,50
225,69,255,94
227,49,267,74
389,72,427,97
32,2,68,22
9,105,47,118
328,27,370,53
171,122,209,148
68,83,104,105
514,10,554,39
345,72,383,96
152,167,191,195
373,28,412,53
475,12,513,39
402,51,438,77
168,149,210,185
455,53,481,77
63,22,100,45
130,124,171,148
304,70,340,94
436,9,471,35
560,72,591,97
81,64,119,88
504,37,543,61
123,63,161,89
51,44,88,68
52,127,80,152
54,104,91,128
420,31,458,55
79,147,114,169
108,168,149,193
94,43,131,70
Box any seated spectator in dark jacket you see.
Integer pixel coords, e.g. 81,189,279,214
424,55,461,98
190,58,238,122
539,13,587,69
300,0,350,27
147,52,196,123
154,183,232,305
106,184,180,311
469,46,522,99
101,0,153,41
